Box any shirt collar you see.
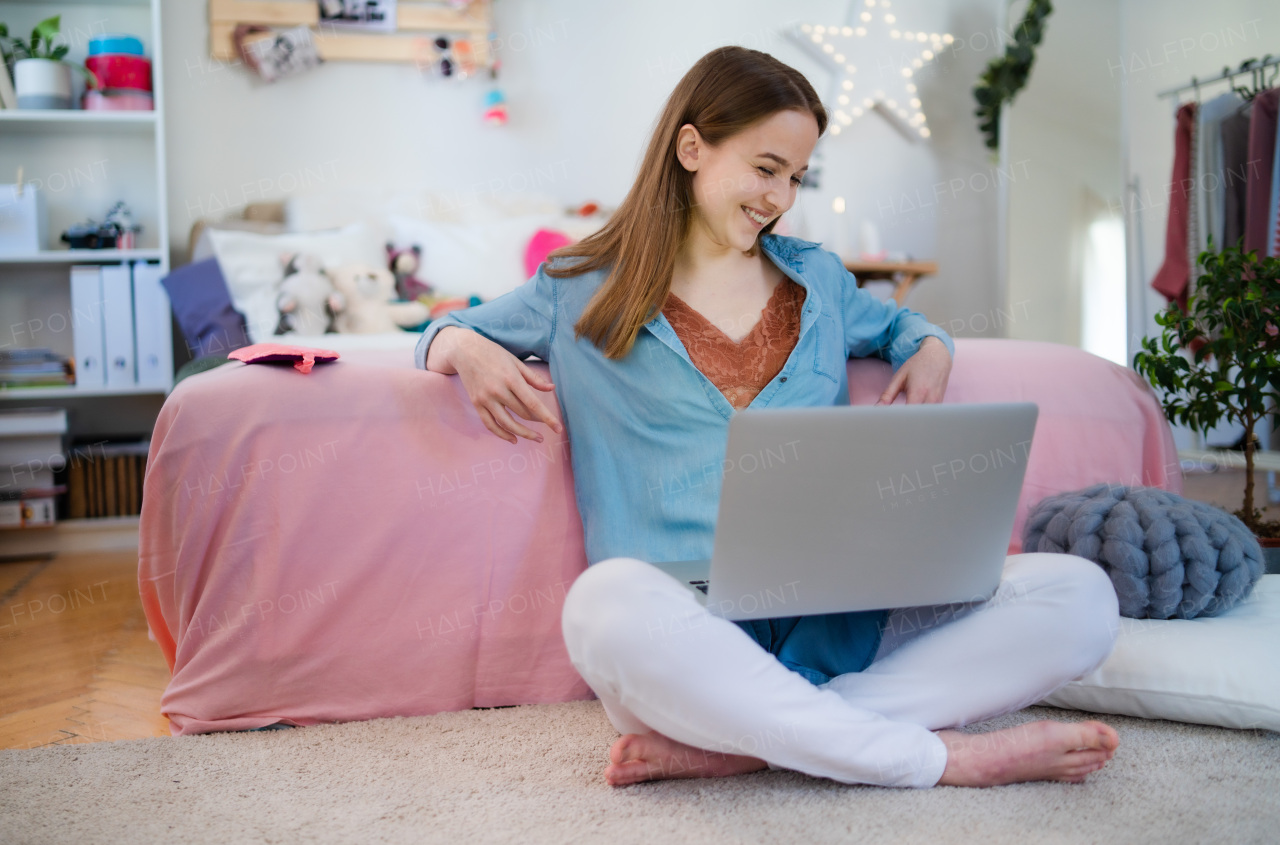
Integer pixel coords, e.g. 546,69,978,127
644,234,823,329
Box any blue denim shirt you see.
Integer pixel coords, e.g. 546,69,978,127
415,233,955,682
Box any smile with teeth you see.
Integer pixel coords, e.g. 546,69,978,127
743,206,770,226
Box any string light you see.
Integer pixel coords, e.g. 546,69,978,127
792,0,950,143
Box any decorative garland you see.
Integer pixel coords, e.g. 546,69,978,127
973,0,1053,150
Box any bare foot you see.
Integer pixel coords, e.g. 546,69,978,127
936,719,1119,787
604,731,768,786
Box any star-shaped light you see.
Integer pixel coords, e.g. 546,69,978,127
791,0,953,142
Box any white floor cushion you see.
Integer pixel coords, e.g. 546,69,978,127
1039,575,1280,731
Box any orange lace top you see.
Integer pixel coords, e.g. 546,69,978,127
663,278,807,410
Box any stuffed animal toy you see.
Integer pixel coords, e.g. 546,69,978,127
386,243,435,301
274,252,339,335
327,263,430,334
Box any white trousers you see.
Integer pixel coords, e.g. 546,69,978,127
561,552,1119,788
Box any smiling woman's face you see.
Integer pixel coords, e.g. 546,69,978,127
678,109,820,254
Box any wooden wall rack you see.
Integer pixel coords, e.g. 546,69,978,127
209,0,494,66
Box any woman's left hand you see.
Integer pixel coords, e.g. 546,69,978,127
876,336,952,405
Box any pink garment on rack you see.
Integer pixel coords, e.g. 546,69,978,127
1152,102,1198,308
1244,88,1279,256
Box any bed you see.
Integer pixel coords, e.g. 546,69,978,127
138,337,1190,734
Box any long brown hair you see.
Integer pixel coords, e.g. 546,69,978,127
546,46,827,360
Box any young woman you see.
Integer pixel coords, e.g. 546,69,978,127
417,46,1121,789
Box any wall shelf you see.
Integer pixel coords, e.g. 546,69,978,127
209,0,494,65
0,110,156,137
0,249,166,265
0,385,167,401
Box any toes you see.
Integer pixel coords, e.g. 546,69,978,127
610,734,646,765
1063,721,1116,753
1067,749,1110,766
1082,720,1119,751
605,760,652,786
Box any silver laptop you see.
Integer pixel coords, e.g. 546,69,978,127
652,402,1038,621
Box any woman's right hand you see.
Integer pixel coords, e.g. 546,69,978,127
427,326,563,444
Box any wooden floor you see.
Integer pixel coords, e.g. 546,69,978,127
1,468,1277,750
0,550,171,749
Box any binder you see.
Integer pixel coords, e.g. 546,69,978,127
68,457,87,519
70,266,106,387
125,455,138,514
131,261,173,389
101,263,135,386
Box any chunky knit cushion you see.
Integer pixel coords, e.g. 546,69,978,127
1022,484,1264,619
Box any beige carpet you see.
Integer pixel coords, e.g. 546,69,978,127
2,700,1277,844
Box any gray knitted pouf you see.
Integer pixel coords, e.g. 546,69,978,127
1022,483,1264,619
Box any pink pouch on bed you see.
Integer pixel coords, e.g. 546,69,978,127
227,343,340,374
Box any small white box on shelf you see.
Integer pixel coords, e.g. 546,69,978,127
0,184,48,254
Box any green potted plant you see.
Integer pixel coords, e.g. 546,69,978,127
2,15,96,109
972,0,1053,151
1134,244,1280,572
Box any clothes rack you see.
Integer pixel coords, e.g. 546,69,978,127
1157,55,1280,100
1150,58,1280,497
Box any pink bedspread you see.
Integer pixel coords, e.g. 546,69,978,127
139,339,1181,734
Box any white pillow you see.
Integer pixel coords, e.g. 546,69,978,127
285,190,567,231
207,222,388,343
285,191,456,231
388,213,602,302
1038,575,1280,731
280,332,420,352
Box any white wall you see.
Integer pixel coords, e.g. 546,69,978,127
159,0,1007,335
1005,0,1122,349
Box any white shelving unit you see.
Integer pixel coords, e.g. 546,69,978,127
0,0,171,404
1,0,169,553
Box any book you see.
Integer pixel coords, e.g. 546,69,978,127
68,457,87,519
21,497,56,527
90,453,102,518
103,456,117,516
0,408,66,498
0,487,65,529
0,407,67,436
64,439,150,519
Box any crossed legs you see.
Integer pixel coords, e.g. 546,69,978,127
560,552,1121,788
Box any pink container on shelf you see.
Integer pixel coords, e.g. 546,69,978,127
82,89,154,111
85,53,152,92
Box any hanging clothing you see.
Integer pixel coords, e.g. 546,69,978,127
1244,88,1279,256
1187,102,1202,282
1270,91,1280,257
1151,102,1198,307
1197,92,1246,253
1220,102,1252,251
